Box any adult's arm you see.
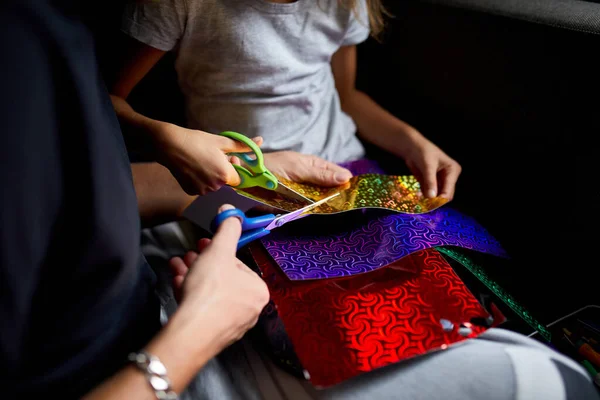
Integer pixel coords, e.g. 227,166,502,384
82,302,225,399
84,211,270,399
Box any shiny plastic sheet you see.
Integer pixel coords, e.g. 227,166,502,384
235,174,448,214
251,245,494,388
261,207,508,281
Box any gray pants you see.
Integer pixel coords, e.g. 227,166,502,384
142,222,600,400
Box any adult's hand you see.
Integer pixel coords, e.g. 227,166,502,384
169,204,269,347
263,151,352,187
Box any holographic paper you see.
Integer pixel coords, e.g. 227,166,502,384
250,244,495,388
261,207,508,281
235,174,448,214
436,247,551,342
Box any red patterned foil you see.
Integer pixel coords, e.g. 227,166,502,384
250,245,495,388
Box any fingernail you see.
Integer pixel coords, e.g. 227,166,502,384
334,171,352,182
426,189,437,198
218,204,235,213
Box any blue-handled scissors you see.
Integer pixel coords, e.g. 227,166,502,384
211,193,340,250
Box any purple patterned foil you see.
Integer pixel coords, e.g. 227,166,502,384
261,207,508,281
339,158,385,175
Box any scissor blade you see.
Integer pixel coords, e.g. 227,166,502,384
264,192,340,231
274,182,315,204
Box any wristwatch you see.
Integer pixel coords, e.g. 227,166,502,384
128,351,178,400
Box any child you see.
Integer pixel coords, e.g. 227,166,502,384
112,0,462,200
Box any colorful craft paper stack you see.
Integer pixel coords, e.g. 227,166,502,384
242,159,541,388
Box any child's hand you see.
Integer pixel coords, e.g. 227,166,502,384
156,123,263,195
403,137,462,200
263,151,352,186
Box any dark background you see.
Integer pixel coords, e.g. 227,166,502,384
353,0,600,326
92,0,599,329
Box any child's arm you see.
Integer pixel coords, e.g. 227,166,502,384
110,39,351,189
109,40,170,150
109,39,264,195
331,45,462,200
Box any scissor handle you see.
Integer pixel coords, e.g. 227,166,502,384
210,208,276,250
219,131,278,190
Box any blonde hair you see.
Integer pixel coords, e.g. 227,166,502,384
339,0,392,41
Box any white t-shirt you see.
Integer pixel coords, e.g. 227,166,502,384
122,0,370,163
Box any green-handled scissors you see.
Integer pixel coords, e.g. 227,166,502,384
219,131,313,203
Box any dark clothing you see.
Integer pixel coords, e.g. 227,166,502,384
0,1,160,397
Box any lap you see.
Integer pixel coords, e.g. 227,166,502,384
177,328,596,400
142,221,599,400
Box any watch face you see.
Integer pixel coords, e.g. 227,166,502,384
149,375,170,391
148,358,167,376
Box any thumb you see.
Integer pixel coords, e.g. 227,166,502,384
229,155,241,166
216,156,242,187
300,158,353,187
210,204,243,254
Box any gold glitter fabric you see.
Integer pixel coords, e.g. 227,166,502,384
234,174,448,214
